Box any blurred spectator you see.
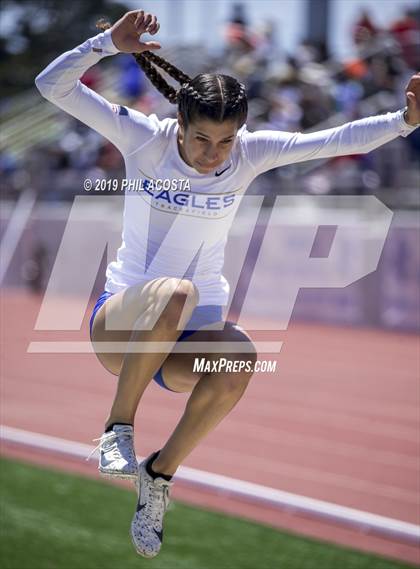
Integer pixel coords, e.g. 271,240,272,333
80,67,102,91
117,54,148,103
352,9,379,49
225,3,256,51
334,71,364,118
389,8,420,69
21,242,48,294
224,3,258,72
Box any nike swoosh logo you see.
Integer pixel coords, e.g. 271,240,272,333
215,164,232,177
153,528,163,542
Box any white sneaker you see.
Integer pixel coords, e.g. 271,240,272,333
89,424,138,480
130,454,173,558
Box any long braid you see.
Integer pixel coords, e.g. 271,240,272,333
133,52,181,104
140,51,191,85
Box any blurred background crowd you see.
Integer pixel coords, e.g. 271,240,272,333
1,1,419,208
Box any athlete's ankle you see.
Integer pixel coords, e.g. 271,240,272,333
104,420,133,432
150,451,177,478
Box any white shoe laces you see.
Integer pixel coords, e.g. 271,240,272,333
147,479,172,520
86,430,133,462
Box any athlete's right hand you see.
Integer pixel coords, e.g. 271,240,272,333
110,10,161,53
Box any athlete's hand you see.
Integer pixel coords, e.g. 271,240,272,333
110,10,161,53
404,73,420,126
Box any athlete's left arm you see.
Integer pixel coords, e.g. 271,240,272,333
243,73,420,175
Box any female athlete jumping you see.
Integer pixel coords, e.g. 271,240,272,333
35,9,419,559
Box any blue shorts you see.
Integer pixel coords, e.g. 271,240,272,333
89,291,223,391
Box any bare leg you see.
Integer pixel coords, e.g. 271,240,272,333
153,326,256,475
105,317,182,428
91,278,199,429
153,369,251,475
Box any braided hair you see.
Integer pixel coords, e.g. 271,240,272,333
133,51,190,104
176,74,248,128
97,20,248,128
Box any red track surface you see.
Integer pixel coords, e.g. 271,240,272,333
1,289,419,565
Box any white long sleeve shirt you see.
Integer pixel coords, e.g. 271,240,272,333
35,30,417,305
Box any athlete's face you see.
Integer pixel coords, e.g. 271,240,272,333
177,115,238,174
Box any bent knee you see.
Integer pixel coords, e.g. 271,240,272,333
206,325,258,368
156,278,199,328
211,357,254,396
170,278,199,306
153,277,198,304
227,351,257,380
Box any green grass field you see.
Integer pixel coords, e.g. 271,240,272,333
0,457,415,569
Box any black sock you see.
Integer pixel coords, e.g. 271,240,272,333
146,450,173,482
105,422,133,433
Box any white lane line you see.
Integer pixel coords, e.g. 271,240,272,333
1,425,419,545
183,443,418,503
0,189,36,284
